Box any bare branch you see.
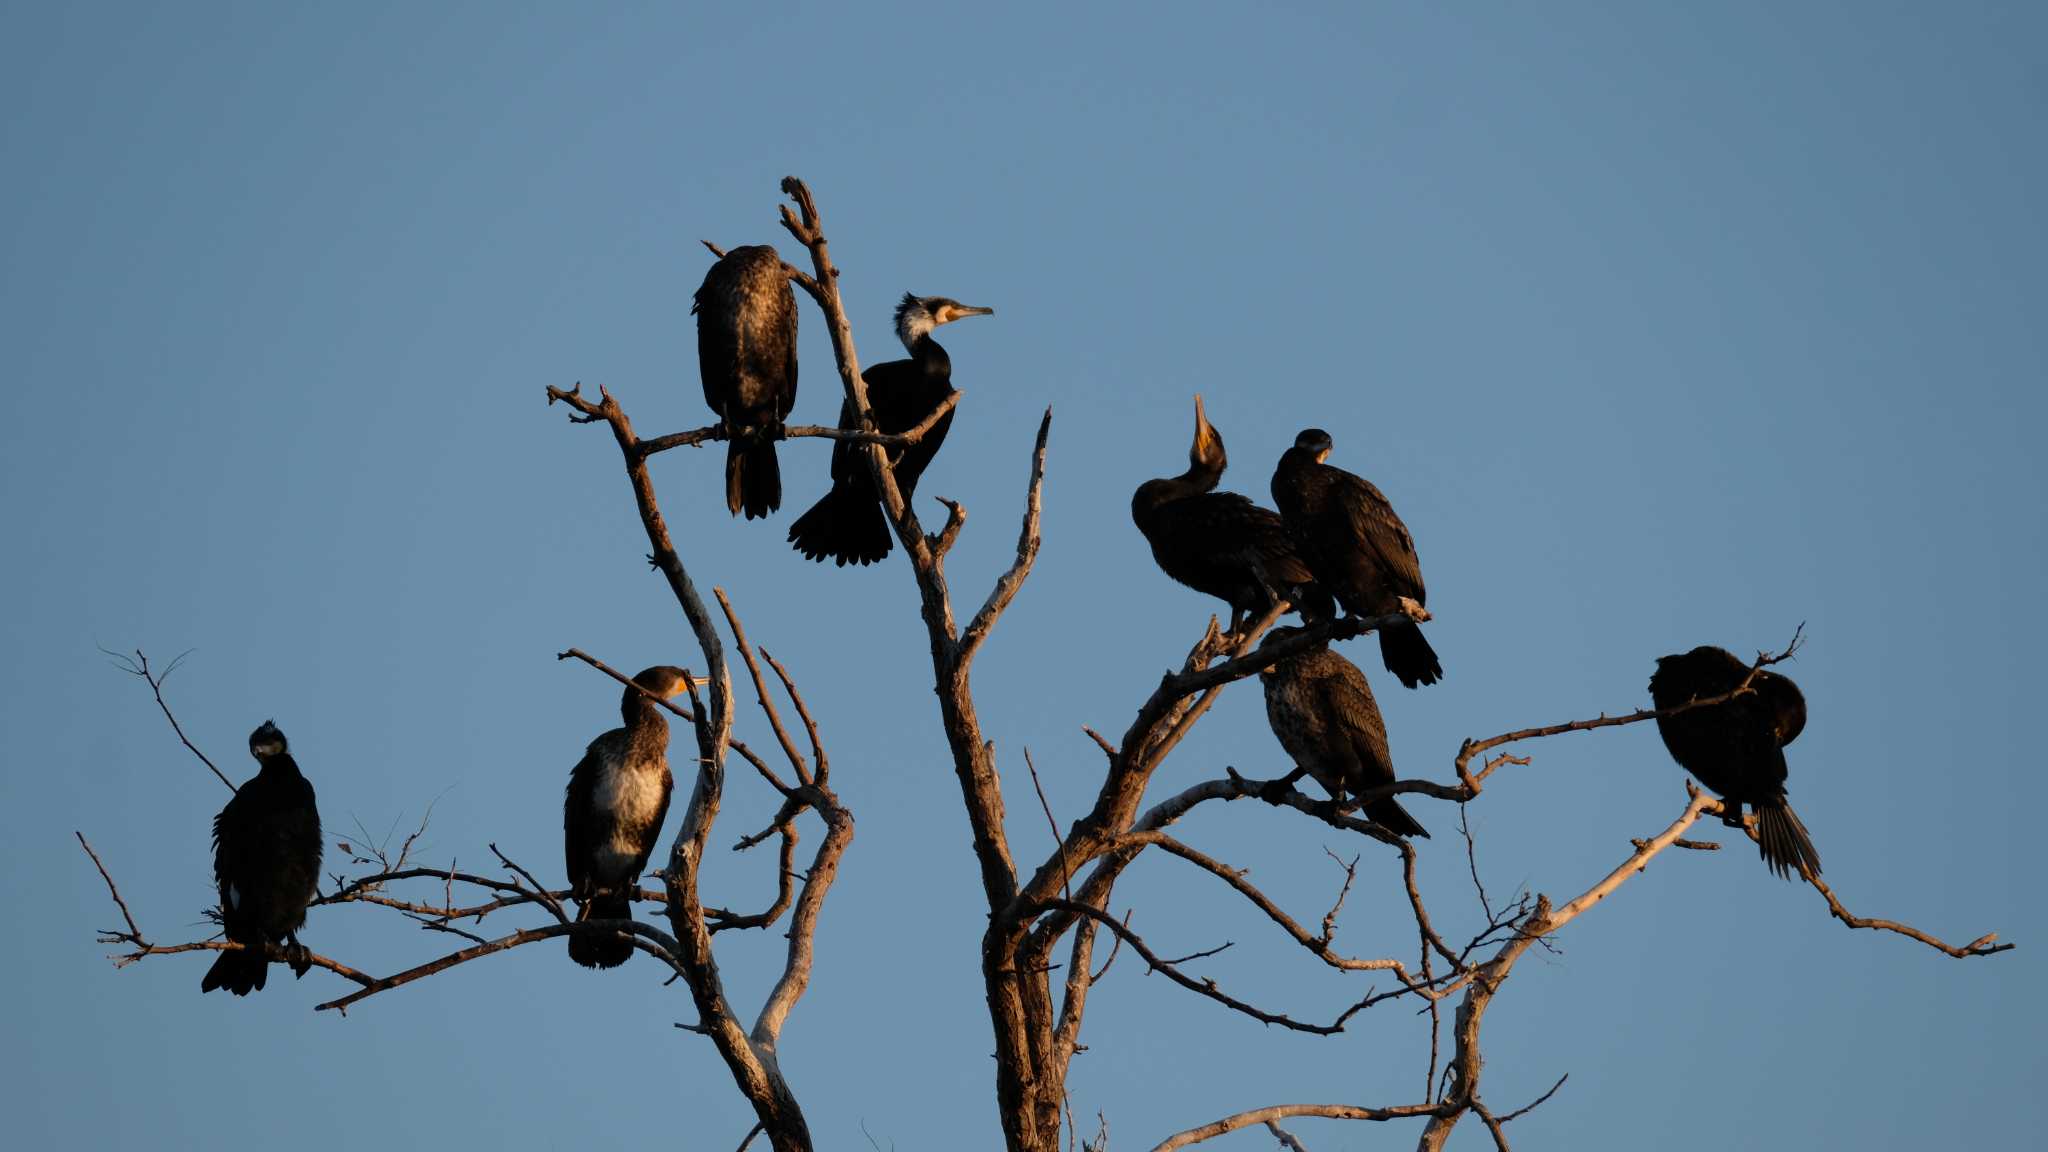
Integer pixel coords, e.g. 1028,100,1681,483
75,832,144,943
717,589,814,787
634,390,962,458
1497,1073,1569,1124
1034,900,1387,1035
315,919,683,1014
961,407,1053,661
105,647,236,792
1263,1120,1311,1152
1776,833,2012,957
1115,831,1417,981
1146,1101,1437,1152
709,824,799,934
761,648,830,787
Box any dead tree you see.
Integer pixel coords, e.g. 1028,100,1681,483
82,178,2012,1152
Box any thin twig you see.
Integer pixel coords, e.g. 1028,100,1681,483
104,646,236,792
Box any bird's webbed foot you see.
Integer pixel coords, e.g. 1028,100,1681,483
1311,793,1360,821
1257,768,1308,806
284,933,313,979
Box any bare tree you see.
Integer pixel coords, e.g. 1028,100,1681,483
81,178,2012,1152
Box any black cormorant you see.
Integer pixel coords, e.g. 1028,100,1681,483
1132,396,1324,635
694,245,799,520
201,720,322,996
1260,625,1429,838
1649,646,1819,880
563,666,694,969
1271,428,1442,689
787,293,992,565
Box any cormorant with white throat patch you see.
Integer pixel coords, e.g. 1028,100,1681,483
694,245,799,519
1271,428,1442,689
1649,646,1820,880
201,720,322,996
1133,396,1325,636
563,666,694,969
788,293,993,565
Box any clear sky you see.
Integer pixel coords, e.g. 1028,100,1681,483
3,2,2042,1149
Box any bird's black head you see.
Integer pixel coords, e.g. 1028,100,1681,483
1188,394,1228,474
1293,428,1334,462
249,720,288,759
631,666,699,701
895,293,995,351
1285,581,1337,624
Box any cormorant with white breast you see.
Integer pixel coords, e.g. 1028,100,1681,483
563,666,694,969
1132,396,1325,637
1271,429,1442,689
694,245,799,519
1649,646,1819,880
787,293,993,565
1261,624,1429,838
202,720,322,996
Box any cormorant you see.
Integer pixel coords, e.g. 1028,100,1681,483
563,666,694,969
1132,396,1325,636
1260,625,1429,838
1271,428,1442,689
1649,646,1819,880
201,720,322,996
787,293,993,565
694,245,799,520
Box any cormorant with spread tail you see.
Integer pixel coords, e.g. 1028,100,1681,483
563,666,694,969
1133,396,1324,636
202,721,322,996
1272,429,1442,688
694,246,798,519
1649,646,1820,880
1261,625,1429,838
788,293,992,565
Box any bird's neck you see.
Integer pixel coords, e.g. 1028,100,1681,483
1133,462,1222,515
900,330,951,377
254,753,303,781
620,691,673,741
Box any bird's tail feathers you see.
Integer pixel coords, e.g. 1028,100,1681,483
1365,795,1431,839
569,891,636,970
1379,621,1443,689
727,436,781,520
1755,801,1821,881
200,944,268,996
787,481,892,566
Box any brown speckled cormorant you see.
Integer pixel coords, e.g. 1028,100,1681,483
202,721,322,996
694,245,799,519
1261,626,1428,837
788,293,992,565
563,666,694,969
1649,646,1819,880
1133,396,1326,635
1272,428,1442,689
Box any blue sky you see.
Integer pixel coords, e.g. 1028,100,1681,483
3,2,2041,1148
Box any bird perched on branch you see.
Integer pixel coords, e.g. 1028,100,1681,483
1260,625,1429,838
563,666,695,969
1133,396,1327,636
1649,645,1819,880
202,721,322,996
695,245,799,519
1271,428,1442,689
788,292,993,565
